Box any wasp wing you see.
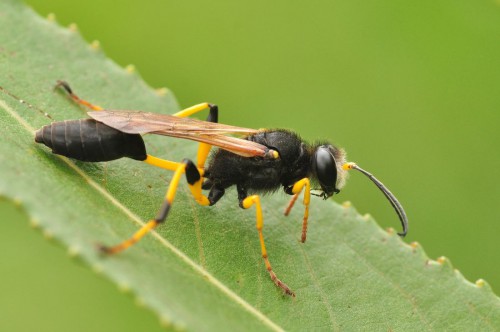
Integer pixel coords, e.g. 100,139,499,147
88,110,271,158
89,111,257,135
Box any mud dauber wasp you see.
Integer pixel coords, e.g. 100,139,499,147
35,81,408,297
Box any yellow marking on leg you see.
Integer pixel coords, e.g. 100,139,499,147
242,195,295,297
291,178,311,243
173,103,211,118
144,154,182,171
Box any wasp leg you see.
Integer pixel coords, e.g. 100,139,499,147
98,161,187,254
238,186,295,296
55,80,104,111
143,154,183,171
173,102,218,122
284,178,311,243
196,142,212,170
99,157,215,254
283,193,300,216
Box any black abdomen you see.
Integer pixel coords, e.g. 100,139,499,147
35,119,147,162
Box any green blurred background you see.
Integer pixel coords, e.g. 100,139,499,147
2,0,499,330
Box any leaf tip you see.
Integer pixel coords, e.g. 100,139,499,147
67,245,81,258
29,218,40,229
43,229,54,240
436,256,447,264
435,256,454,270
90,40,101,51
118,281,131,293
155,87,170,97
13,197,23,207
475,278,488,288
385,227,396,236
68,23,78,32
361,213,372,221
408,241,425,254
125,64,136,74
46,13,56,22
341,200,352,208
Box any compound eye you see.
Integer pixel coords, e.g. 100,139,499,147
312,145,338,197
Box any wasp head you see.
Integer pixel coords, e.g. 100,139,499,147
311,144,348,198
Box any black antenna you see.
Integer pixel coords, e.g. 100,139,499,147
346,163,408,237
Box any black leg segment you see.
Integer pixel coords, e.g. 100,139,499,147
207,104,219,123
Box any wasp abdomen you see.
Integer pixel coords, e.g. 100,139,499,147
35,119,147,162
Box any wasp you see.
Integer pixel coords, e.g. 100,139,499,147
35,81,408,297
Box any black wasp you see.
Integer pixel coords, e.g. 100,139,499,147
35,81,408,297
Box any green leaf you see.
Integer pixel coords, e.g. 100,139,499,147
1,1,499,331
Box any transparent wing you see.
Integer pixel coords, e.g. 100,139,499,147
88,110,271,158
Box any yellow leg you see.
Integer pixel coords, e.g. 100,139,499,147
143,154,208,176
144,154,182,171
99,158,214,254
143,144,211,202
55,80,104,111
196,143,212,169
187,179,210,206
287,178,311,243
173,102,212,118
242,195,295,297
98,220,159,254
100,101,217,252
99,162,187,254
